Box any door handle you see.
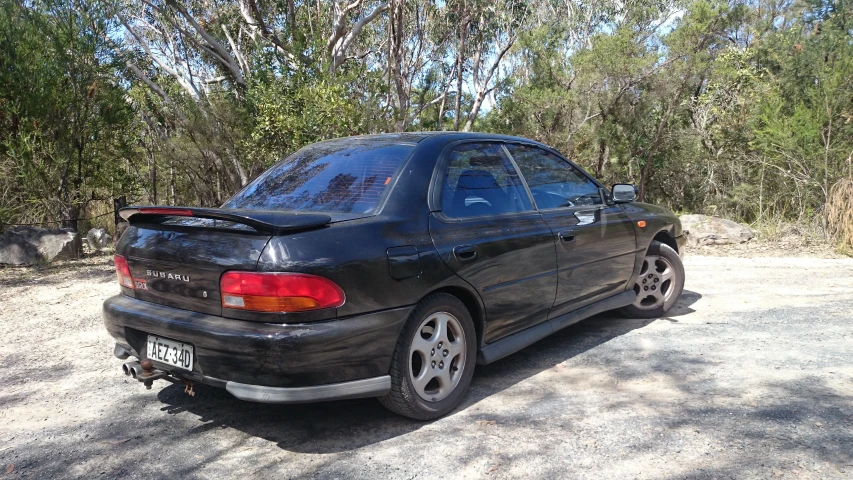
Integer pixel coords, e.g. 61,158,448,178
558,231,576,244
453,245,478,262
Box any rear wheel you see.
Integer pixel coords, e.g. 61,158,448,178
618,241,684,319
379,293,476,420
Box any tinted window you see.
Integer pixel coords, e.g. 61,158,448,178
505,144,602,208
223,143,413,214
441,143,533,218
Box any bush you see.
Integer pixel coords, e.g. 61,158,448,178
827,178,853,254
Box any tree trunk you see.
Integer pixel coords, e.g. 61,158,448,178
62,205,80,232
437,64,456,129
389,0,408,131
823,112,832,239
463,38,513,132
151,152,158,205
638,82,687,201
287,0,296,40
170,160,176,206
453,18,469,131
596,140,609,177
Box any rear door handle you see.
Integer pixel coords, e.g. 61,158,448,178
558,231,576,244
453,245,478,262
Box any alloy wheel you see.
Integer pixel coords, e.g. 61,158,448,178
632,255,676,310
408,312,467,402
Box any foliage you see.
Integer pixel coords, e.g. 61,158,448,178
248,73,368,166
0,0,138,229
828,178,853,253
0,0,851,253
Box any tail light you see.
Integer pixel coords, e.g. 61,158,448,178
114,254,134,289
220,272,345,313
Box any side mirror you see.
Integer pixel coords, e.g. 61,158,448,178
612,184,637,203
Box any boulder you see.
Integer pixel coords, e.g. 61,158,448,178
679,214,754,246
86,228,113,252
0,227,81,265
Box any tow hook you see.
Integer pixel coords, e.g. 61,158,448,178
184,379,195,397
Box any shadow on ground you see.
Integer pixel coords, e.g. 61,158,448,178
6,289,853,478
149,290,704,454
0,258,113,288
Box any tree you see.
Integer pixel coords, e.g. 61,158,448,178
0,0,137,229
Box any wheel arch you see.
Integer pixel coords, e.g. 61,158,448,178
424,285,485,348
652,229,679,254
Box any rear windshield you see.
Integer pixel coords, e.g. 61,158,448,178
223,142,414,214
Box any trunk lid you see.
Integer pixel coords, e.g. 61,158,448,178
118,207,332,315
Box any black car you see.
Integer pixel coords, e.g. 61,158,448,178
104,132,686,420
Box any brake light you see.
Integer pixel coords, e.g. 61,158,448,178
220,272,345,313
114,254,134,289
138,207,193,216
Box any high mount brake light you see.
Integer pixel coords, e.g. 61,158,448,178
137,207,193,216
220,272,345,313
114,254,134,289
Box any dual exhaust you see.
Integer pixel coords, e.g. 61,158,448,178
121,359,189,392
122,361,144,379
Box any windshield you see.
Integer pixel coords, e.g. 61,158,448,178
223,142,414,214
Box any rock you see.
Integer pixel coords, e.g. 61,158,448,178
679,214,754,247
0,239,40,266
0,227,81,265
86,228,112,252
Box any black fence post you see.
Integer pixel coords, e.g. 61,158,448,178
113,196,127,226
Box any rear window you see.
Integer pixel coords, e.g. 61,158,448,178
223,142,414,214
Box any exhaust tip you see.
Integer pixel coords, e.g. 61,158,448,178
122,361,140,378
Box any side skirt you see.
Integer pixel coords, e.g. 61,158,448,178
476,290,636,365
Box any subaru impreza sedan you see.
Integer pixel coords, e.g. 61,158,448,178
104,132,686,420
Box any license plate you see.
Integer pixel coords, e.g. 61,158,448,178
147,335,193,370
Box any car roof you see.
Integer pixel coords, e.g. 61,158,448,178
313,132,552,148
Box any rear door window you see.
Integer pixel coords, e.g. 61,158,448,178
224,143,414,214
440,143,533,218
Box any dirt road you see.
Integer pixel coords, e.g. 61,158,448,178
1,254,852,479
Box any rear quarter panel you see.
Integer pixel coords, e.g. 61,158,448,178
256,212,445,317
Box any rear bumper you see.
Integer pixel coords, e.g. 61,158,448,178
103,295,411,396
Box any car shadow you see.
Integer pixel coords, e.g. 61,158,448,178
664,288,701,318
155,290,703,454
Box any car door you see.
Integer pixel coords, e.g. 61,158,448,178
429,142,558,344
504,143,638,319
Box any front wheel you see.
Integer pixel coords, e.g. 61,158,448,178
378,293,476,420
618,241,685,319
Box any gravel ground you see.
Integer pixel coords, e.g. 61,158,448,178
1,252,852,479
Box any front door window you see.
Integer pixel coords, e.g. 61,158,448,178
504,144,602,209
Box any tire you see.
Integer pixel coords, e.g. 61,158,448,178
618,241,685,319
378,293,477,420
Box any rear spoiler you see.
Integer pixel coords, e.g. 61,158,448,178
119,206,332,235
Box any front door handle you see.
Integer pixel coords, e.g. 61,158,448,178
453,245,478,262
558,231,576,244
